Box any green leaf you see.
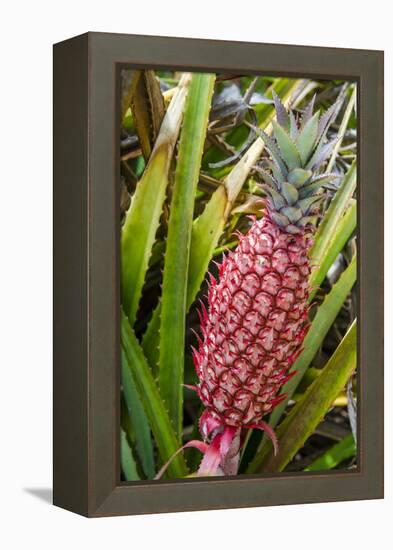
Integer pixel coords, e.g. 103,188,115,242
121,312,188,478
305,434,356,471
281,182,299,205
280,206,302,223
272,120,301,170
121,349,155,478
265,159,285,185
298,195,323,215
188,186,227,305
310,161,356,287
309,199,356,300
272,90,290,131
121,69,138,121
247,255,357,473
304,100,344,171
203,78,303,174
255,167,279,189
120,430,140,481
300,94,316,127
262,184,286,209
158,73,215,436
289,111,298,141
121,74,191,324
296,110,319,164
288,168,312,186
298,174,339,199
255,127,288,177
306,138,337,171
270,211,290,227
261,320,357,472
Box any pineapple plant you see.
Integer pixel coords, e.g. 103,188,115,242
120,71,357,481
185,93,342,476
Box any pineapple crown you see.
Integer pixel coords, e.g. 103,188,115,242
256,91,341,234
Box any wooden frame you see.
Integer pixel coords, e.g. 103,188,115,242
53,32,384,517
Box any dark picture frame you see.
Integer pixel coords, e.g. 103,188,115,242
53,32,384,517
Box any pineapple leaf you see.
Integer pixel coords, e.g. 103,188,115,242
310,161,356,281
143,189,231,372
306,138,338,171
121,69,138,121
121,348,155,478
120,430,141,481
261,184,286,210
264,159,286,185
298,182,325,199
272,90,290,131
300,93,316,128
297,215,318,227
204,78,303,177
289,111,299,141
188,187,228,308
316,94,343,143
252,126,288,176
305,433,356,471
260,320,357,473
326,85,357,172
247,255,357,474
280,206,302,223
121,311,188,478
270,211,290,227
310,173,341,185
159,73,215,436
272,120,302,170
255,167,279,190
304,90,346,172
280,182,299,205
309,199,356,300
287,168,312,186
285,224,302,234
130,70,165,161
298,175,340,199
296,110,320,164
298,195,323,215
121,74,191,324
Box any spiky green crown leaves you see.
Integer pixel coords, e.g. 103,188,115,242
257,91,341,234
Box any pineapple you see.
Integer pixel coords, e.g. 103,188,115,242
157,92,340,478
190,93,341,476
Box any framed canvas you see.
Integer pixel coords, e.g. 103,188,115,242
53,32,384,517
